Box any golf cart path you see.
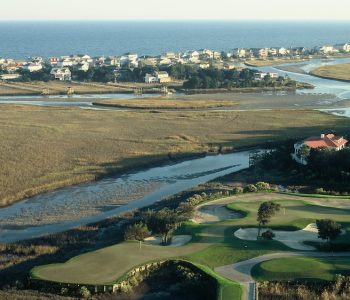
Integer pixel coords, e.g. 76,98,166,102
215,251,350,300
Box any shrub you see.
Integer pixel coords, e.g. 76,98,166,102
256,182,271,191
79,286,91,299
187,194,203,206
124,222,151,241
232,186,243,194
60,287,69,295
244,184,258,193
315,187,326,194
262,230,275,240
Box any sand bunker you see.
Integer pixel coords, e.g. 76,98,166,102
193,204,242,224
144,235,192,247
234,223,342,251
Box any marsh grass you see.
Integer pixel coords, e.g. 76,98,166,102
0,105,349,207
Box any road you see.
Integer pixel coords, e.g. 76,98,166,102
215,251,350,300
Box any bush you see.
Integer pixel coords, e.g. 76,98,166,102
314,187,326,194
124,222,151,241
79,286,91,299
187,194,203,206
262,230,275,240
256,182,271,191
232,186,244,194
244,184,258,193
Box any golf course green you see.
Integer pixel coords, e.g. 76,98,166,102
31,192,350,300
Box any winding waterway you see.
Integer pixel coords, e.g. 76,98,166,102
1,58,350,243
0,151,255,243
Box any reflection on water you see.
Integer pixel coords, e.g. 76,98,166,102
0,151,254,243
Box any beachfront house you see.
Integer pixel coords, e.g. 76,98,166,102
269,48,278,56
183,51,200,63
251,48,269,58
278,47,289,56
57,58,74,67
319,45,339,54
233,48,247,58
289,47,306,56
22,63,43,72
292,133,348,165
120,53,138,68
50,68,72,81
334,43,350,53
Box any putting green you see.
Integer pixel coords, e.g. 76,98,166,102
251,256,350,282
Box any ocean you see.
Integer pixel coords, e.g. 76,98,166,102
1,21,350,58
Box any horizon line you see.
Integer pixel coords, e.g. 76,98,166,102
1,19,350,22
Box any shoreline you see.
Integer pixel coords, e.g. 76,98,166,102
309,71,350,83
0,143,266,212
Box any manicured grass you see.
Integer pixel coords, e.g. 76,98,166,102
31,194,350,298
251,256,350,282
2,106,349,207
310,62,350,82
281,192,350,199
194,263,242,300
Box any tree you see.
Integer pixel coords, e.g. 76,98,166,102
257,201,281,237
316,219,342,244
262,230,275,240
299,144,311,160
124,222,151,241
142,208,183,245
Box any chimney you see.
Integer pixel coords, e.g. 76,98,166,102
321,134,325,139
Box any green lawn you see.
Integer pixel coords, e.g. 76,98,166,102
252,256,350,282
31,193,350,299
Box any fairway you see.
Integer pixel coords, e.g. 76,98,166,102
32,193,350,286
252,256,350,281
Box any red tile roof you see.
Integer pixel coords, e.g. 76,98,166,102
304,134,348,149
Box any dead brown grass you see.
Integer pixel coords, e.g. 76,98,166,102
95,97,238,109
0,105,349,207
0,81,134,96
310,62,350,81
245,58,308,67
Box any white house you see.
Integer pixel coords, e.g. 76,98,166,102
144,73,158,83
292,133,348,165
57,59,73,67
334,43,350,53
251,48,269,58
0,73,22,80
50,68,72,81
233,48,247,58
77,63,89,72
23,63,43,72
144,71,171,83
319,45,338,54
278,47,289,56
254,72,278,80
120,53,138,67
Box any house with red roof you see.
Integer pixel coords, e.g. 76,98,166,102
293,133,348,164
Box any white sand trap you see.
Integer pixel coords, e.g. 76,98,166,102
234,223,343,251
193,204,242,224
144,235,192,247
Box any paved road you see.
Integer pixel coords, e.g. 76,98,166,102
215,251,350,300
